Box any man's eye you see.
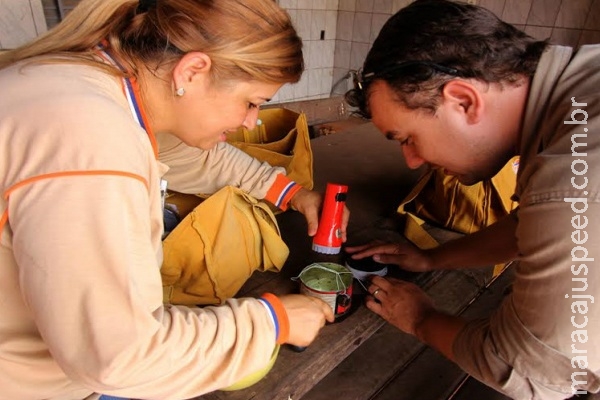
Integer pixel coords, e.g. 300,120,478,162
400,136,412,146
248,102,258,109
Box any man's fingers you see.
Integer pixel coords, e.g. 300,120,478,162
365,297,384,315
350,243,405,260
344,243,373,253
369,275,400,293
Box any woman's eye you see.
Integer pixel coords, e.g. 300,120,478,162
248,102,258,109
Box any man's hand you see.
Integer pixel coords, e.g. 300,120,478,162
345,241,433,272
365,276,435,335
365,276,466,361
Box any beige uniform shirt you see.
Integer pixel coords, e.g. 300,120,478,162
454,45,600,399
0,61,285,399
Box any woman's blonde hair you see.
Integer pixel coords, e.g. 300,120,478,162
0,0,303,84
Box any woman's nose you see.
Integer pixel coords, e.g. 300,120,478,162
242,107,260,130
402,145,426,169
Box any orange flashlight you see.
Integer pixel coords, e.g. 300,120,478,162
312,183,348,254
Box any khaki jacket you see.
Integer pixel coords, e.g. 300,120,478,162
454,45,600,399
0,60,287,399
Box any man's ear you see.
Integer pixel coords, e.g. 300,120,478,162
441,80,483,124
172,52,212,90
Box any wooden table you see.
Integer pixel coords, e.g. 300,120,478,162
197,122,501,400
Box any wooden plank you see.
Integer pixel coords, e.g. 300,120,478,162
299,265,513,400
300,266,494,400
197,305,386,400
371,267,515,400
30,0,47,35
197,214,443,400
194,122,507,400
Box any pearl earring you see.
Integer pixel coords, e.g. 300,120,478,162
176,87,185,97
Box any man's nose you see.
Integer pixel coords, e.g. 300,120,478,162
402,145,426,169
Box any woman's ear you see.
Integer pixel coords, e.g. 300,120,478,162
441,80,483,124
172,52,212,92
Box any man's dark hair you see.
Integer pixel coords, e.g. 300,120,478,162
346,0,548,116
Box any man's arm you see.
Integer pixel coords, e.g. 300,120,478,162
347,211,519,272
430,211,519,270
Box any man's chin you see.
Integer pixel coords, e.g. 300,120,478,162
456,175,483,186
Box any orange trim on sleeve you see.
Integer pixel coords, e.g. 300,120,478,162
260,293,290,345
264,174,301,211
1,170,149,243
129,78,158,159
0,210,8,242
3,170,149,199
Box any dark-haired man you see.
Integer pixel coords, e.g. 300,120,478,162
346,0,600,398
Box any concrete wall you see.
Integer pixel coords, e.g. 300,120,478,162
4,0,600,106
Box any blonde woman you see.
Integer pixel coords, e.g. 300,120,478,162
0,0,337,398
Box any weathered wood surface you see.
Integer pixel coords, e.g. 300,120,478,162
197,123,503,400
304,262,515,400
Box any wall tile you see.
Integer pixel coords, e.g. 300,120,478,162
352,12,372,43
337,11,355,41
555,0,594,28
326,0,339,10
295,10,312,39
276,0,600,106
584,0,600,29
350,42,370,70
293,72,309,99
356,0,373,12
373,0,393,13
392,0,413,13
524,25,553,41
502,0,532,25
339,0,356,11
478,0,506,18
310,40,335,68
325,10,338,40
279,0,297,9
297,0,313,9
324,40,336,67
320,68,335,95
331,67,352,95
310,10,327,40
371,13,390,42
287,9,299,40
313,0,327,10
273,83,295,103
303,40,313,69
579,30,600,45
307,69,322,96
334,39,351,69
551,28,582,47
527,0,561,26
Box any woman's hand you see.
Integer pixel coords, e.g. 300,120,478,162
345,241,433,273
289,187,350,241
278,294,334,347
